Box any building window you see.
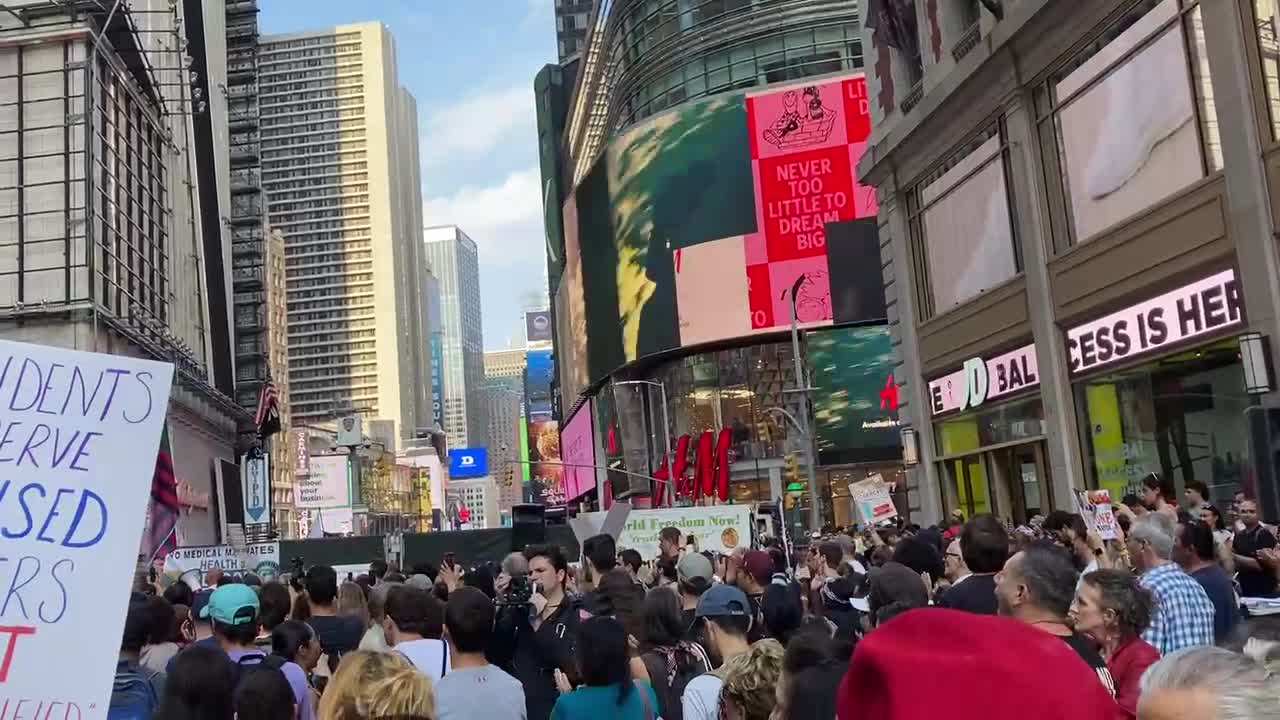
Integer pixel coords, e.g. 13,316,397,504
1252,0,1280,141
907,125,1019,318
1035,0,1220,252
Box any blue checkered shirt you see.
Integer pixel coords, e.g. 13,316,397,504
1140,562,1216,655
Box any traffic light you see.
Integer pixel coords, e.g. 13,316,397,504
784,493,796,511
783,453,801,491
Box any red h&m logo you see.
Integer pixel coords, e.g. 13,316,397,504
879,373,898,411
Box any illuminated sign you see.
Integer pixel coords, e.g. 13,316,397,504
1066,269,1241,375
448,448,489,478
929,343,1040,416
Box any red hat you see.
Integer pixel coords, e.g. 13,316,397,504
742,551,774,587
837,609,1122,720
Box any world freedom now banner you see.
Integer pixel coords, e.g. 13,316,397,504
0,340,173,716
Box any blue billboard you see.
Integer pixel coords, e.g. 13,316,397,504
525,348,554,420
449,447,489,478
430,333,445,429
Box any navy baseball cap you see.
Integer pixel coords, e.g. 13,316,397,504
190,589,214,623
695,583,752,618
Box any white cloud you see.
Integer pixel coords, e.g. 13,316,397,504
419,86,537,167
422,167,546,268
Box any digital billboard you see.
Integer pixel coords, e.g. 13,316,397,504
568,72,877,383
525,347,554,419
526,418,563,504
808,324,902,465
561,399,597,502
448,447,489,478
526,310,553,345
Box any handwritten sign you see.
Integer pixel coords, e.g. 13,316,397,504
0,340,173,714
1077,489,1119,541
618,505,752,560
849,474,898,524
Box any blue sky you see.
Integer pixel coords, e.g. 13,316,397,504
260,1,557,351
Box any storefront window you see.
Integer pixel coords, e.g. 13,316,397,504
1036,0,1221,250
1074,338,1257,507
934,397,1047,456
934,398,1049,523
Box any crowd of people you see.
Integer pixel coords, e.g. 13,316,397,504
113,476,1280,720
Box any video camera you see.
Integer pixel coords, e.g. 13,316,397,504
497,574,535,607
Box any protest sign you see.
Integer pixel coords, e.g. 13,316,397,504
0,340,173,714
1077,489,1118,540
850,474,899,524
164,542,281,586
618,505,752,559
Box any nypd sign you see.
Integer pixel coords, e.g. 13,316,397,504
448,447,489,478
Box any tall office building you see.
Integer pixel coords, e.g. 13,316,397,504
554,0,596,62
485,349,527,517
259,23,432,442
424,226,485,448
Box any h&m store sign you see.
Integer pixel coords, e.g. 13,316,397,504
1066,269,1241,375
928,269,1243,417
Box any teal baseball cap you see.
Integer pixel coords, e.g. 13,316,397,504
200,583,260,626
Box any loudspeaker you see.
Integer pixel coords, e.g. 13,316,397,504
511,503,546,552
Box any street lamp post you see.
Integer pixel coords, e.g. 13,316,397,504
782,275,822,532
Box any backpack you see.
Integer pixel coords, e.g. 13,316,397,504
233,653,289,702
641,643,711,720
107,661,161,720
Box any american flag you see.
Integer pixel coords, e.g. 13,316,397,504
255,380,281,438
145,424,178,561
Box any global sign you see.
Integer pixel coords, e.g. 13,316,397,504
448,448,489,478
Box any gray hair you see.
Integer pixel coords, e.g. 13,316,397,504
1130,513,1176,560
1140,647,1280,720
503,552,529,578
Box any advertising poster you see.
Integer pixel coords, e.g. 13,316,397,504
448,447,489,479
527,418,563,504
525,310,554,345
808,325,902,465
525,347,554,420
1056,0,1200,240
618,505,752,560
0,340,174,713
561,400,597,502
298,454,351,509
850,475,899,525
430,334,445,429
165,543,281,584
580,71,876,381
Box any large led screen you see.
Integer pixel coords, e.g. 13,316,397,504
525,348,554,419
572,72,877,383
561,399,596,502
526,418,563,505
808,324,902,465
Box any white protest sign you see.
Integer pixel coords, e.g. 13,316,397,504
165,542,281,585
1077,489,1118,541
0,340,173,714
850,474,899,524
618,505,752,559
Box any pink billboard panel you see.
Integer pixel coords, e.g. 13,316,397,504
744,75,876,332
561,399,597,502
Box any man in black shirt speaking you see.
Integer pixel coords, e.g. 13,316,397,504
995,543,1116,697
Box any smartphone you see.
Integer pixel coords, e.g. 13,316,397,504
443,552,456,569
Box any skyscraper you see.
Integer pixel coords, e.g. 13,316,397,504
485,349,527,518
259,23,432,441
553,0,596,62
424,226,486,448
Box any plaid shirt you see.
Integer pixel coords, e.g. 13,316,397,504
1140,562,1215,655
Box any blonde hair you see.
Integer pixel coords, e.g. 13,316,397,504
719,639,784,720
317,651,435,720
337,581,370,629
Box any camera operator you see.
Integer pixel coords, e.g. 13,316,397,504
491,545,584,720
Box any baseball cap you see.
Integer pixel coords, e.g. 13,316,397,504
189,589,214,622
200,583,260,626
742,551,774,588
677,552,713,586
695,583,752,618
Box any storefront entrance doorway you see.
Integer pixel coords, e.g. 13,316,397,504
941,441,1051,525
